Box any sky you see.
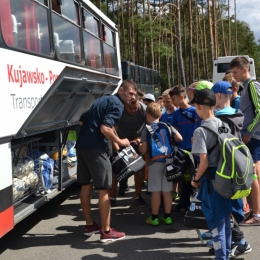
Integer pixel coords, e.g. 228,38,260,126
230,0,260,42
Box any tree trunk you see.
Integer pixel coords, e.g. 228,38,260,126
228,0,231,55
201,3,209,79
212,0,218,59
207,0,215,65
234,0,238,55
148,0,154,69
195,0,200,80
120,0,126,60
189,0,194,83
143,0,147,66
176,0,186,87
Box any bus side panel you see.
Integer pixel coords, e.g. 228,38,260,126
0,143,14,238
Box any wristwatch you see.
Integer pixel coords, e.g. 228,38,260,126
192,176,200,183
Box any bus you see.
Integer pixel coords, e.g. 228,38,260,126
0,0,122,238
121,61,161,99
212,55,256,84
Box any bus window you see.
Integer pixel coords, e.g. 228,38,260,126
0,0,51,55
130,63,135,81
52,12,82,64
51,0,79,25
83,32,103,70
102,25,118,75
83,10,100,38
82,9,103,70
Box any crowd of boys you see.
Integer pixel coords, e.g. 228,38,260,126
76,56,259,259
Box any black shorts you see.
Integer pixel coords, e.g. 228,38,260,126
76,149,112,190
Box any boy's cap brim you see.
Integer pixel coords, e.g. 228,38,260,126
190,89,216,106
212,81,233,94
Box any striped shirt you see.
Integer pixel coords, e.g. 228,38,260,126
240,77,260,139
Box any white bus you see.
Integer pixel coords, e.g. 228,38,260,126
0,0,122,238
212,55,256,84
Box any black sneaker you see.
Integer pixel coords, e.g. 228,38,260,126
135,196,147,207
208,248,215,256
110,198,117,207
230,242,252,258
172,204,188,214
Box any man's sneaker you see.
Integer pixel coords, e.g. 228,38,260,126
201,231,212,240
205,239,213,249
230,242,252,258
172,204,188,214
146,216,159,226
110,198,117,207
118,189,125,196
84,222,101,236
100,228,125,243
239,215,260,226
135,196,147,207
160,216,172,225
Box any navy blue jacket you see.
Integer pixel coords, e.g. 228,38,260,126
76,94,124,151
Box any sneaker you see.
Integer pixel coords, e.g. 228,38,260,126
230,242,252,258
239,215,260,226
205,239,213,249
146,216,159,226
135,196,147,207
172,204,188,214
208,248,215,255
118,189,125,196
172,191,179,201
100,228,125,243
110,198,117,207
160,216,172,225
84,222,101,236
201,231,212,239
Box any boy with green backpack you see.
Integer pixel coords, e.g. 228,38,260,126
209,81,252,257
191,89,242,259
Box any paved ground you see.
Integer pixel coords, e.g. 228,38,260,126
0,176,259,260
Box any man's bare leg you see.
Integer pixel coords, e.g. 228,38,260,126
80,184,93,225
98,189,111,231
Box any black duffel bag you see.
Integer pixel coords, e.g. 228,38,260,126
165,147,195,182
184,193,208,230
110,145,146,182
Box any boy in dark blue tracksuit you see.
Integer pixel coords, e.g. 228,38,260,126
212,81,251,258
191,89,238,260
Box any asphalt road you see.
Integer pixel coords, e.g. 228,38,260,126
0,176,259,260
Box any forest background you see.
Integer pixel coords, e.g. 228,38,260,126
90,0,260,90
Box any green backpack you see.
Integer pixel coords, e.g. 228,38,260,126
201,123,254,200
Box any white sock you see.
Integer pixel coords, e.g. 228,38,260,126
253,214,260,218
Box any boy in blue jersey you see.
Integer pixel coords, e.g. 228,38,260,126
160,89,177,125
139,103,182,225
169,85,200,212
160,88,178,200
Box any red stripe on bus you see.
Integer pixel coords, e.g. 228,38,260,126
0,206,14,238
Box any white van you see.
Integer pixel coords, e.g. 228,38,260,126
212,55,256,84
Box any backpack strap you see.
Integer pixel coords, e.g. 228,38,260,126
146,124,167,155
199,122,228,194
179,109,195,123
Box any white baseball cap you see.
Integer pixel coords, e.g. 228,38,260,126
143,93,155,102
